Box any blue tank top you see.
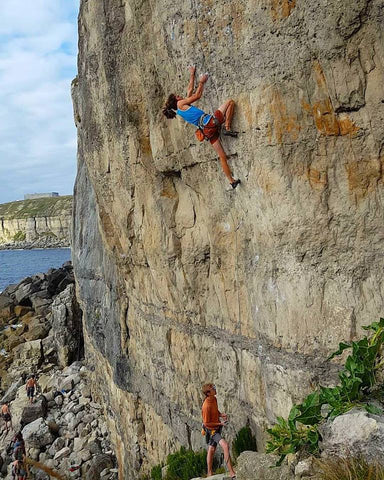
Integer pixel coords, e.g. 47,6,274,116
176,106,211,127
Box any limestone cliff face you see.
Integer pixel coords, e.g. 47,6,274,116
72,0,384,477
0,197,72,247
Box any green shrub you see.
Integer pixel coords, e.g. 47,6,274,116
151,464,162,480
315,456,384,480
166,447,206,480
266,318,384,466
13,231,26,241
232,426,257,458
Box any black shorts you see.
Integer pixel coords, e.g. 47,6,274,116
2,414,11,422
27,387,35,398
205,426,223,447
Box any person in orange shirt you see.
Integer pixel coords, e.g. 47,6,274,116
201,383,236,479
1,402,12,432
25,375,37,404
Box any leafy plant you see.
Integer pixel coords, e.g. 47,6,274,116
266,319,384,466
315,456,384,480
166,447,206,480
151,464,162,480
232,426,257,459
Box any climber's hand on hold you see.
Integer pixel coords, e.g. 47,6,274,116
199,73,208,84
188,65,196,75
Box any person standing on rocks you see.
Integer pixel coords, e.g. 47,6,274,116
162,66,241,189
11,459,26,480
1,402,12,433
201,383,236,479
25,375,37,404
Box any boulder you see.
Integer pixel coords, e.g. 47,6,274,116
54,446,71,461
320,409,384,463
236,452,293,480
11,339,43,370
20,396,48,426
86,454,114,480
22,418,54,448
0,377,24,404
14,278,41,305
51,284,83,367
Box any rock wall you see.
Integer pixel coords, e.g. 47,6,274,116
72,0,384,477
0,197,72,248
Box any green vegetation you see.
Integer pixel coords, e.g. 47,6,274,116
266,318,384,466
151,447,206,480
150,464,162,480
232,426,257,459
166,447,206,480
0,196,72,219
13,231,26,241
315,456,384,480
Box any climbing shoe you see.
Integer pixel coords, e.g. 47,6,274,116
231,179,241,189
222,128,238,138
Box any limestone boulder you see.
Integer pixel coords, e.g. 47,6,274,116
236,452,293,480
51,285,83,367
86,454,114,480
20,396,48,427
21,418,54,448
320,409,384,463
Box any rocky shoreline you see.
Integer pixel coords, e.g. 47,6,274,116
0,239,70,251
0,264,118,479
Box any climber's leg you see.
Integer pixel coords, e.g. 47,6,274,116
219,438,236,477
211,139,236,184
217,99,236,133
207,445,216,476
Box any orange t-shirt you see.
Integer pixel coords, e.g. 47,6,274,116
202,396,221,429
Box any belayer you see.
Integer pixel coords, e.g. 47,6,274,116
162,66,241,189
201,383,236,479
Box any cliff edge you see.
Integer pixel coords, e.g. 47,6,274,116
72,0,384,477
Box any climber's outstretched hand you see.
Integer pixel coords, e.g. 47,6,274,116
199,73,208,84
188,65,196,75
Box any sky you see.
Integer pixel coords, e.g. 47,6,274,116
0,0,79,204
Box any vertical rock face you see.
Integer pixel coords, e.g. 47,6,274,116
72,0,384,477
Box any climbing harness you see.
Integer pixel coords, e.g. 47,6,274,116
195,114,221,142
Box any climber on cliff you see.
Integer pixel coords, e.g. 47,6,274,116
1,402,12,433
162,66,241,189
25,375,37,404
201,383,236,479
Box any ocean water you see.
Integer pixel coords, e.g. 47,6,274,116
0,248,71,292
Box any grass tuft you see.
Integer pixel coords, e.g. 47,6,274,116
316,456,384,480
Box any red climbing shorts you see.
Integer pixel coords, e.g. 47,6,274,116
203,110,225,144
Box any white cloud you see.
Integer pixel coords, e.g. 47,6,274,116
0,0,79,204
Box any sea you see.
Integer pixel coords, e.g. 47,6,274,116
0,248,71,292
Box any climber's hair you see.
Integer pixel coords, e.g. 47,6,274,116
162,94,178,119
202,383,214,397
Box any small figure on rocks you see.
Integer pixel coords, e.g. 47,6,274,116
26,374,37,404
201,383,236,479
11,459,26,480
162,66,241,189
1,402,12,433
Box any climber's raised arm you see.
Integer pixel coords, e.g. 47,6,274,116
178,74,208,108
186,65,196,97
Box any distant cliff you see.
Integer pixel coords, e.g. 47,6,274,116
0,196,72,249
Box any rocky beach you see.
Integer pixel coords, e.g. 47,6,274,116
0,264,118,479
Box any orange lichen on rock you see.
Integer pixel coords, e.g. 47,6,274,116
307,167,328,190
304,62,360,137
268,89,301,144
271,0,296,20
345,157,384,200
